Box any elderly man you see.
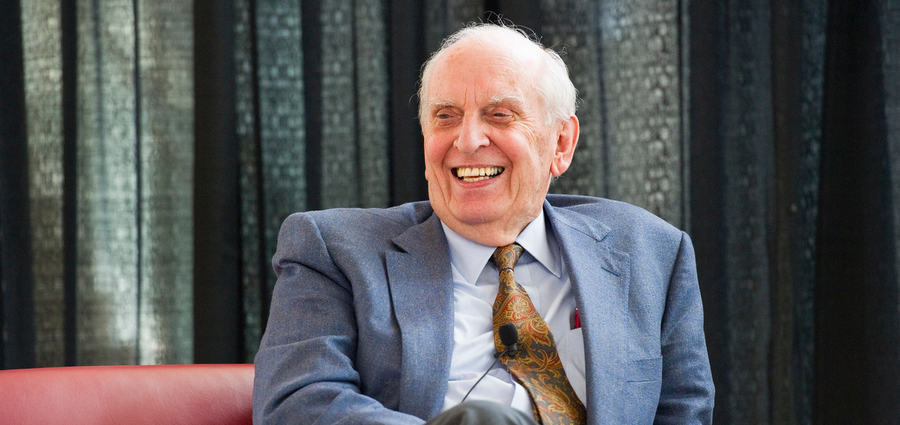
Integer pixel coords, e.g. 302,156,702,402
253,23,714,424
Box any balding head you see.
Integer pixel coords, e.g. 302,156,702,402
418,24,577,127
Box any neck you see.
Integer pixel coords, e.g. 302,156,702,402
452,225,521,247
441,211,542,247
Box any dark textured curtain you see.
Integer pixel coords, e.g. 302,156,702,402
1,0,898,422
2,0,194,366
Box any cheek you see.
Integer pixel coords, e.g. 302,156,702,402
424,130,458,160
511,123,553,159
423,140,446,179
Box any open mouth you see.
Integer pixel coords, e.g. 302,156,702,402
454,166,504,182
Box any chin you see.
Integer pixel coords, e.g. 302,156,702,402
452,211,493,226
449,201,502,220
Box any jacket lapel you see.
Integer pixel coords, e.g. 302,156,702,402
546,204,631,423
386,213,455,420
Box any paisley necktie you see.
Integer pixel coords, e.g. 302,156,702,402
491,243,587,425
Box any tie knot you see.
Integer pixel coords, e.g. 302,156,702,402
491,243,524,271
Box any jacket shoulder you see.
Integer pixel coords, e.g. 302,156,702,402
276,201,435,255
546,194,685,252
284,201,430,231
547,194,678,230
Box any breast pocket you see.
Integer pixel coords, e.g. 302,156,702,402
557,328,586,403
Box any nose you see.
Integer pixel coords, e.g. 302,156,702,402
453,116,490,154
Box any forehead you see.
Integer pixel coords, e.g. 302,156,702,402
426,36,542,106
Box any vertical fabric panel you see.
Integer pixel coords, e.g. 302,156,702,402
597,0,685,226
0,0,36,369
722,1,774,421
689,0,829,421
879,0,900,418
21,0,65,367
76,0,140,365
884,8,900,416
770,0,826,423
816,1,900,422
319,0,358,209
686,0,730,415
389,0,427,204
61,0,78,366
882,0,900,334
235,0,265,362
541,0,605,200
193,0,242,363
355,0,390,208
136,0,193,364
256,0,305,295
241,0,307,359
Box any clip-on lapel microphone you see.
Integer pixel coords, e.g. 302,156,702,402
460,323,520,403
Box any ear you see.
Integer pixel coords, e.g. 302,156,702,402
549,115,579,177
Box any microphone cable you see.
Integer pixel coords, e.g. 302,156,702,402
460,323,519,403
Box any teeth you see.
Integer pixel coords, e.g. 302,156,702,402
455,166,504,181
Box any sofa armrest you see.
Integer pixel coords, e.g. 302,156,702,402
0,364,254,425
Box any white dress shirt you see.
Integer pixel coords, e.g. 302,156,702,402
439,210,586,414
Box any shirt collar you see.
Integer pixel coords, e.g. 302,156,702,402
440,208,562,285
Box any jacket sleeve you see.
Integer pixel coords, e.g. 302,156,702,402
252,212,426,425
655,232,715,424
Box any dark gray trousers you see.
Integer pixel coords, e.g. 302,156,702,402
425,401,539,425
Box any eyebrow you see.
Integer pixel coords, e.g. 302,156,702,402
489,93,526,109
427,99,455,113
426,93,527,115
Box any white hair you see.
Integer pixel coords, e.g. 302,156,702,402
417,23,578,126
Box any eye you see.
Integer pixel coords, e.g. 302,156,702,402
432,109,460,127
486,108,514,123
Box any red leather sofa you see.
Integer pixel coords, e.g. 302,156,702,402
0,363,254,425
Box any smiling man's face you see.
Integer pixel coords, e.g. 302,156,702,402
421,31,578,246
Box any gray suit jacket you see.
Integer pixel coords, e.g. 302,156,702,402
253,195,714,424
